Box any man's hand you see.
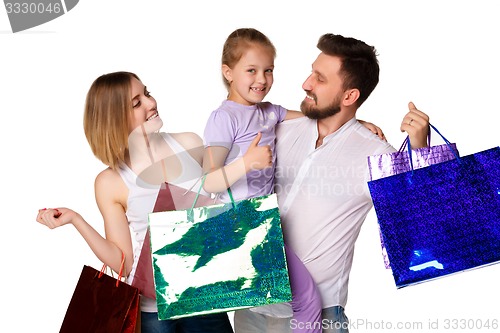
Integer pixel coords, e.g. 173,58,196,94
400,102,430,149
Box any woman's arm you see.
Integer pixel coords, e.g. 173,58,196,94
36,169,133,275
94,169,134,274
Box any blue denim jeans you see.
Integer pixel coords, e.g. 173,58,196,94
141,311,233,333
321,306,349,333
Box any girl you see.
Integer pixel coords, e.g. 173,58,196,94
36,71,234,333
202,28,384,333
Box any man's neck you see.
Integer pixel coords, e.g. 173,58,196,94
315,112,356,148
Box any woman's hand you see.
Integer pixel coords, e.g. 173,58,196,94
36,207,80,229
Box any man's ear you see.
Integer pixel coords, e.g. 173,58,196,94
222,64,233,83
343,88,360,107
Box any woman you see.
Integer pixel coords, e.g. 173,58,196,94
36,71,234,332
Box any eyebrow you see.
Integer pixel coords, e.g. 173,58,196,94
131,85,148,101
313,69,326,80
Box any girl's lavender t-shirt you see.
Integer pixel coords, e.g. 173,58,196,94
203,100,287,202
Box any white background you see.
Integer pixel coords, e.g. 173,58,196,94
1,1,499,332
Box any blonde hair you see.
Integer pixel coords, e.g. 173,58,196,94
221,28,276,90
83,71,140,169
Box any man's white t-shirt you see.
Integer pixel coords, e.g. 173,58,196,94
275,117,395,309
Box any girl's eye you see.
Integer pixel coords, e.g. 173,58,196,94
247,69,256,73
145,90,152,97
133,101,140,108
265,69,273,73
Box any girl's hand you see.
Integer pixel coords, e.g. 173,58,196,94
358,119,386,141
243,132,273,171
36,207,79,229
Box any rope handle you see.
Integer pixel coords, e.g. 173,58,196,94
191,172,236,210
97,250,126,288
406,123,461,172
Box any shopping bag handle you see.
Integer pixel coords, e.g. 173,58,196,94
97,250,126,288
406,123,461,171
191,174,236,210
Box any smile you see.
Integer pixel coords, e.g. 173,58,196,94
147,111,159,121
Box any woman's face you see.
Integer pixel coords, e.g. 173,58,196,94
128,77,162,134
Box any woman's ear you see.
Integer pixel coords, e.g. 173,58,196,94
222,64,233,84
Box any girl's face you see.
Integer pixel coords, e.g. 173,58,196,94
223,44,275,106
128,77,162,134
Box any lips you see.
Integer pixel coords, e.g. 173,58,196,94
147,111,159,121
303,94,317,105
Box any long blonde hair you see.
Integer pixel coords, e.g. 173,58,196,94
83,71,140,169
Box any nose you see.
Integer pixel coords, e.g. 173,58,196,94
145,95,157,110
302,74,313,91
256,70,267,84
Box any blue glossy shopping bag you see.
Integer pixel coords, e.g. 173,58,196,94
367,125,460,269
368,144,500,288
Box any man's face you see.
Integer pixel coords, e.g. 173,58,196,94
300,53,345,120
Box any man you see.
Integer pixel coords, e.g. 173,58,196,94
234,34,429,332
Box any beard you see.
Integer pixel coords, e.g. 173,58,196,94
300,93,341,120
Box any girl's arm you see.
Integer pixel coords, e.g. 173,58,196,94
202,133,272,194
36,169,133,275
284,109,305,121
358,119,386,141
285,109,386,140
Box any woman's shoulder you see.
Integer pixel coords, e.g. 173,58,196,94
94,167,128,206
95,166,119,181
169,132,203,149
168,132,204,164
93,167,128,213
94,167,126,193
